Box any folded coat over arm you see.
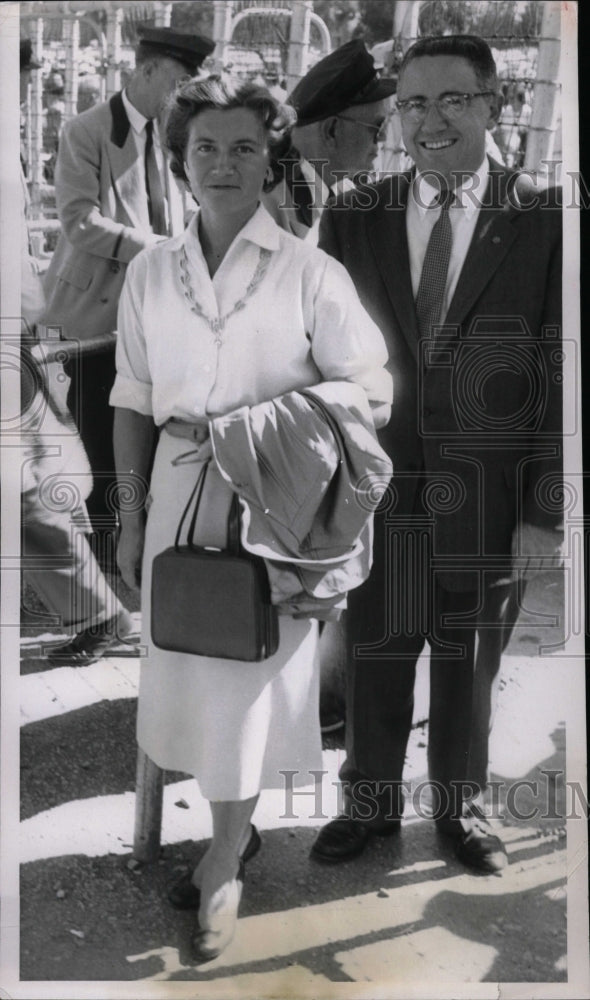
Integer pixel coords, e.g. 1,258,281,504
210,381,394,620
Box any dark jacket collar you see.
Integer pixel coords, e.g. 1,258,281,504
109,91,131,148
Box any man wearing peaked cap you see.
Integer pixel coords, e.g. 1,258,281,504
264,39,396,242
41,27,213,542
136,26,215,75
264,38,397,734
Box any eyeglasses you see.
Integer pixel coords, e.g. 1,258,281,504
336,113,390,141
395,92,494,122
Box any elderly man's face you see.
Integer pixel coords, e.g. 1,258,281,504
330,99,390,177
398,55,499,186
143,56,192,119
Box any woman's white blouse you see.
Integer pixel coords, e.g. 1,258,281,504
110,203,392,424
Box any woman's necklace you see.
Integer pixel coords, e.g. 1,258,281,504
179,244,272,342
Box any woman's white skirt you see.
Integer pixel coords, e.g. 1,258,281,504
137,430,323,802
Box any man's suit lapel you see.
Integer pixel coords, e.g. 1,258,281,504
367,171,421,360
366,162,521,354
445,161,519,329
106,92,150,231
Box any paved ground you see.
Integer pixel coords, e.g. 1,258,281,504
11,569,590,996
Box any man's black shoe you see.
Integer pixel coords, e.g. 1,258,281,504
46,610,135,666
311,815,401,863
437,804,508,874
320,710,345,734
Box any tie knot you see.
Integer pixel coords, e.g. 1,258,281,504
145,119,154,137
433,187,455,210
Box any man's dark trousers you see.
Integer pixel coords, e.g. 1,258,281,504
340,499,521,826
65,342,118,538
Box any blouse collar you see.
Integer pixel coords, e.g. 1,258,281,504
180,201,281,259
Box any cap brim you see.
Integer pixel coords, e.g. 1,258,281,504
348,76,397,106
294,75,398,126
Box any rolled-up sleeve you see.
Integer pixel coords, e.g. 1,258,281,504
109,253,153,415
304,254,393,406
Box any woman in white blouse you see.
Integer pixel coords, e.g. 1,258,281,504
111,76,392,964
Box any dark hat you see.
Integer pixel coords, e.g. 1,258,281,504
137,27,215,74
288,40,397,127
20,39,42,72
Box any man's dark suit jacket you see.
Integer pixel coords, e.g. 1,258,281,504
319,162,562,591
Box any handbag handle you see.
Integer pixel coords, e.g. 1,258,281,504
174,460,209,550
174,460,242,555
227,493,242,553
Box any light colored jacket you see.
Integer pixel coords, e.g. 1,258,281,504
210,381,393,620
42,92,188,342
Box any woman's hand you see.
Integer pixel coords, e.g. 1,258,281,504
117,521,146,591
195,436,213,463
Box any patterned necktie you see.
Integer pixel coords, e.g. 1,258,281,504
415,188,455,338
144,119,168,236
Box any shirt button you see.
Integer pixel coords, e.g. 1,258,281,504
203,365,211,373
194,406,201,415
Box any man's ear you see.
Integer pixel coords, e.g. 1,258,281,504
487,92,503,128
141,58,156,82
319,116,339,147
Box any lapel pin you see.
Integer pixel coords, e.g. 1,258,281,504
492,235,501,244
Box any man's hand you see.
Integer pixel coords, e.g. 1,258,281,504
511,521,564,580
117,521,146,591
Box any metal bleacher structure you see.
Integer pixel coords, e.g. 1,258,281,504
18,0,564,861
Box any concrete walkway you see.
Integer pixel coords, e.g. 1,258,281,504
14,572,590,996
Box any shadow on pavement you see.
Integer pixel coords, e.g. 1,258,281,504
21,816,566,982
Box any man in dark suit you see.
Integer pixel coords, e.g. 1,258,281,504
311,34,563,873
41,27,213,540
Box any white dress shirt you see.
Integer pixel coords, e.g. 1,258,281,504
406,157,490,322
121,89,170,230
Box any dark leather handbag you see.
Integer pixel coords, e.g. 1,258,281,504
151,461,279,661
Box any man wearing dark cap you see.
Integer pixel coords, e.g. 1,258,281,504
41,27,214,541
266,40,396,733
264,39,396,241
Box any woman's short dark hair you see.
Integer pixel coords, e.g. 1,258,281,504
165,75,296,191
399,35,499,93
